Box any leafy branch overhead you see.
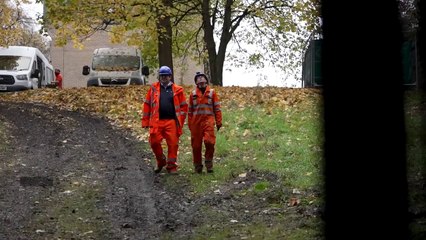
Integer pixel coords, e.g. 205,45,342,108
0,0,47,51
42,0,321,86
198,0,321,85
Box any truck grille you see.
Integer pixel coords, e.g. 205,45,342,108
100,78,129,85
0,75,15,85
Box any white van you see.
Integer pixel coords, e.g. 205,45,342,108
82,47,149,87
0,46,54,91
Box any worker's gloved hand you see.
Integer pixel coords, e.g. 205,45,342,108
216,124,222,131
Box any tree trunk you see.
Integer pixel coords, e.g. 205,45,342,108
156,0,174,80
201,0,218,85
215,46,226,86
418,0,426,91
201,0,233,86
415,0,426,204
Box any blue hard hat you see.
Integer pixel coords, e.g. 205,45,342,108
159,66,172,75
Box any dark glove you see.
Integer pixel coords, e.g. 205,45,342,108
216,124,222,131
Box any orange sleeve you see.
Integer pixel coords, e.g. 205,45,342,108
188,91,193,129
179,91,188,127
213,91,222,126
141,89,152,127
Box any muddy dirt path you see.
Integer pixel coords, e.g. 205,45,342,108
0,102,195,240
0,101,327,240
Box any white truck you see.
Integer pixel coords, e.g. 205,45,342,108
0,46,54,91
82,47,149,87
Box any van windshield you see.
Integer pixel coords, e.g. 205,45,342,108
92,55,140,71
0,56,31,71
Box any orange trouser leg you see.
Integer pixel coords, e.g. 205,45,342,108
204,128,216,160
191,127,203,167
149,131,166,167
204,127,216,169
160,119,179,170
149,119,179,169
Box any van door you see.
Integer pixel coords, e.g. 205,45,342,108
36,56,45,88
31,60,39,89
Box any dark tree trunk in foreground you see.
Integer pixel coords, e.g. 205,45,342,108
418,0,426,91
416,0,426,214
321,0,408,239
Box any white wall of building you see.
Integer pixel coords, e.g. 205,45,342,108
50,30,202,88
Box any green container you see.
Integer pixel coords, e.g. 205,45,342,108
302,39,417,87
302,40,322,87
402,40,417,85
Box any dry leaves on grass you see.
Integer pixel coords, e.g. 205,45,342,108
0,85,321,139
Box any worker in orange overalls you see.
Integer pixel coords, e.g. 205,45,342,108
55,69,63,89
188,72,222,173
142,66,188,174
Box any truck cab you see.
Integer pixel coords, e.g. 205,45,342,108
82,47,149,87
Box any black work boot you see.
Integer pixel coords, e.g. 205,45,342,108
194,164,203,174
154,154,167,173
154,165,165,173
166,159,178,174
205,159,213,173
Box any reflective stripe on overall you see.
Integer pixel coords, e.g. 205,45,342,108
142,82,188,169
188,86,222,168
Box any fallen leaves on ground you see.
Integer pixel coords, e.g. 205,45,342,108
0,85,321,140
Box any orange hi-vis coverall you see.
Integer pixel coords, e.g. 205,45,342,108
142,82,188,171
188,85,222,170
